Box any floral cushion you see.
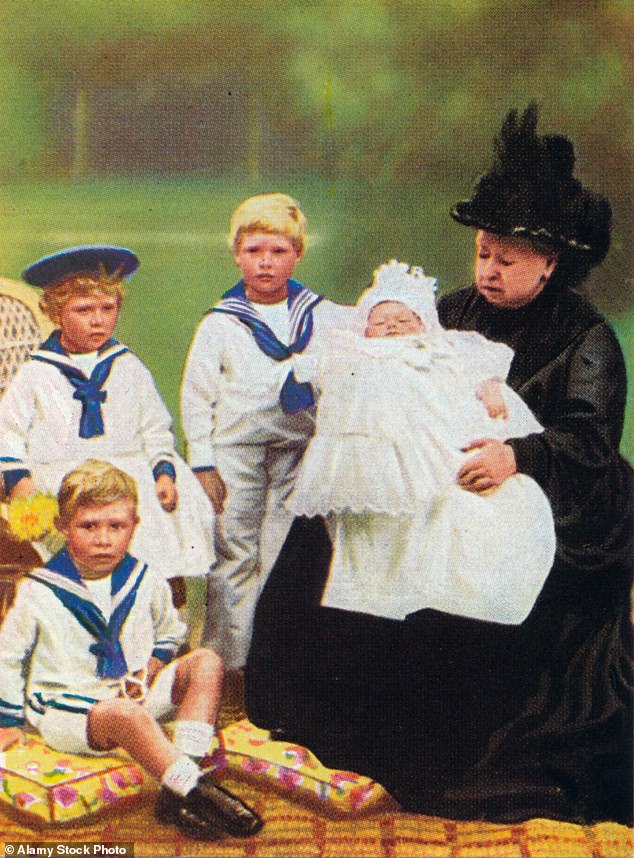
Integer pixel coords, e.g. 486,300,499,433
204,719,396,815
0,732,147,823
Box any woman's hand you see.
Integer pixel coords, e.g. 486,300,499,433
9,476,37,500
156,473,179,512
196,469,227,515
458,438,516,493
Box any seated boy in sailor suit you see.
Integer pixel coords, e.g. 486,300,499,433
0,460,262,841
181,193,356,670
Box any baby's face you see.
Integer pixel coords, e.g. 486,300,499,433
365,301,424,338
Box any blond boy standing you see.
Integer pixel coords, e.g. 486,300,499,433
181,193,355,669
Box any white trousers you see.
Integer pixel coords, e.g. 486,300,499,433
34,661,179,756
202,440,307,669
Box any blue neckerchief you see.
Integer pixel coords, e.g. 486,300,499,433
211,280,323,413
31,331,129,438
28,548,147,680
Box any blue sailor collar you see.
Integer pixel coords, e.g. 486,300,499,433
27,549,148,679
31,330,128,374
30,331,129,438
41,547,145,598
211,280,322,413
212,279,323,355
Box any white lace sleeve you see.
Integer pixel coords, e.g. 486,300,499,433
444,329,514,381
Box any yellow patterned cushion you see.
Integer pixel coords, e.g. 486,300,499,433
205,718,396,815
0,732,147,823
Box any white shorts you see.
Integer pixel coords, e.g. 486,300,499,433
34,660,179,756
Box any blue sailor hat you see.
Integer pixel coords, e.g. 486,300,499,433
22,245,140,288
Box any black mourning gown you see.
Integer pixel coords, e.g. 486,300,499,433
245,283,633,825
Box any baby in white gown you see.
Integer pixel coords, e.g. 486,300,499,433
287,261,556,624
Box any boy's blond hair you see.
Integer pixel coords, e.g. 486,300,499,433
229,193,306,255
39,270,125,324
57,460,138,528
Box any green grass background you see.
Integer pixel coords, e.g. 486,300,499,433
1,176,631,461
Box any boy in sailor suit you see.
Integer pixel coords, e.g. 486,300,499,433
0,245,215,586
181,193,356,669
0,461,262,841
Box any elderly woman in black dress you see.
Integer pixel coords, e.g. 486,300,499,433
245,105,633,825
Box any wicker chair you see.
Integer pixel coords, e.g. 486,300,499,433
0,277,52,618
0,276,52,400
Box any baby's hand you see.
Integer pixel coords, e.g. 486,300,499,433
9,476,37,500
476,379,508,420
156,473,178,512
0,726,22,750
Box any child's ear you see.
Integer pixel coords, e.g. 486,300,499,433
55,516,68,538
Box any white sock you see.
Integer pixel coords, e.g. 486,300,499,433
161,754,201,798
172,720,216,760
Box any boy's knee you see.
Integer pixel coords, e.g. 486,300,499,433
92,696,154,730
88,696,155,750
178,647,224,683
193,647,225,677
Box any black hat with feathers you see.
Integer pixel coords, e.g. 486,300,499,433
451,104,611,268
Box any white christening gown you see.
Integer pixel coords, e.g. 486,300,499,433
287,330,556,624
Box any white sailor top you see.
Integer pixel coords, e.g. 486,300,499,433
0,333,176,491
181,279,358,470
0,550,187,728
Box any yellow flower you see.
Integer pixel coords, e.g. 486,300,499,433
7,494,60,542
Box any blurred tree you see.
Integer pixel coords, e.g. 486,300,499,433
0,0,297,178
1,0,629,186
0,51,46,176
280,1,631,181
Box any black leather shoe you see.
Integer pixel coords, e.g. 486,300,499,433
194,771,264,837
155,787,224,841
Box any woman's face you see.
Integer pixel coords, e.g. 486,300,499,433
474,231,557,309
